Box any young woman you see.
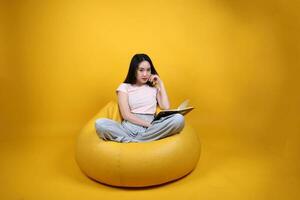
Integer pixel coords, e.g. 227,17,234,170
95,53,185,143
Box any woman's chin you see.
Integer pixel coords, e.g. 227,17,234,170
136,80,147,85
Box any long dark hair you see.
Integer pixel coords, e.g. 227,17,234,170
123,53,159,87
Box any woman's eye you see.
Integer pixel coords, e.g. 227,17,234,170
138,69,150,72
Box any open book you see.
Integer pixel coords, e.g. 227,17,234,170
152,99,194,122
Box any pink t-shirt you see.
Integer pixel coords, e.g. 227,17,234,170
116,83,158,114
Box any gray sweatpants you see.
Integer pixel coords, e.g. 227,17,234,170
95,113,185,143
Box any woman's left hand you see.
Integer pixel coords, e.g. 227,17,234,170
149,74,161,86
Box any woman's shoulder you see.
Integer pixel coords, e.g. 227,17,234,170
118,82,130,87
116,83,131,93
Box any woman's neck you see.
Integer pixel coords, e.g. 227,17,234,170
133,82,146,87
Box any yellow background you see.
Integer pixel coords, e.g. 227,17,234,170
1,0,299,199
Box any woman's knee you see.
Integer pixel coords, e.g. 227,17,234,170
95,118,112,140
95,118,109,132
171,114,185,129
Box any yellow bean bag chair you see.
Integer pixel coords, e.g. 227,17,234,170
75,101,201,187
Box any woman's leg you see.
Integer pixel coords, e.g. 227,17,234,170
135,113,185,142
95,118,134,143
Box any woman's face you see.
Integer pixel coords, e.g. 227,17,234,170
135,61,151,85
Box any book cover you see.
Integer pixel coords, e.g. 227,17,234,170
152,99,194,122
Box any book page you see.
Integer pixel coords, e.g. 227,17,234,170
177,99,190,110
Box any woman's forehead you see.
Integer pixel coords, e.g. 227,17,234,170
138,61,151,69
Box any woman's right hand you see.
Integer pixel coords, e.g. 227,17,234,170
149,74,161,86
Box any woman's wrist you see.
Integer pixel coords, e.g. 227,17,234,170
158,79,164,87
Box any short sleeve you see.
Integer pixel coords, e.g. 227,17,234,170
116,83,128,94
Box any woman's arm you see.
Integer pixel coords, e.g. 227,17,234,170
152,77,170,110
117,91,152,128
156,80,170,109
